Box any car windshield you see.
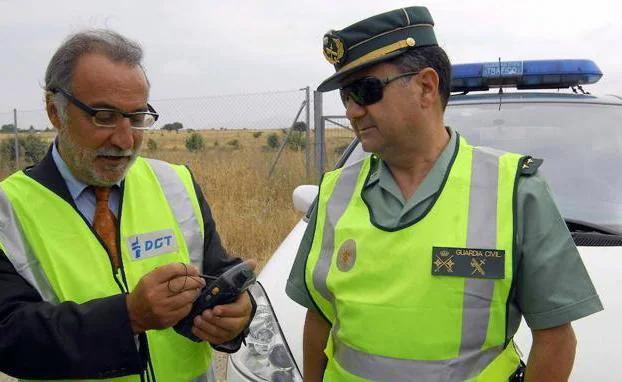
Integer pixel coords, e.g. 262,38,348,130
343,96,622,233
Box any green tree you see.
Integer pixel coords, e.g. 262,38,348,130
185,132,205,152
0,134,48,163
287,131,307,151
227,139,240,149
1,124,15,133
267,133,280,150
161,122,184,131
292,121,308,132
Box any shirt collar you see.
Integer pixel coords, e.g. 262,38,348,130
365,126,458,202
52,140,121,200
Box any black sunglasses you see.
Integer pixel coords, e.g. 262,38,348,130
50,88,159,129
340,71,420,106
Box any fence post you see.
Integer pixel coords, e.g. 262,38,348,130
267,99,307,180
13,108,19,170
304,86,311,181
313,91,325,180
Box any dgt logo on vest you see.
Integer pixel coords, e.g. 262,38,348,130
126,229,179,261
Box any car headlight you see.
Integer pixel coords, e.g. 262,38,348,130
229,282,302,381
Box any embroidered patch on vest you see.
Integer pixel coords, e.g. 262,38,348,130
126,229,178,261
336,239,357,272
432,246,505,279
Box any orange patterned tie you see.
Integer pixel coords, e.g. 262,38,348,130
93,187,121,271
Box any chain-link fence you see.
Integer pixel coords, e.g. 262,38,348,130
0,89,309,132
0,88,317,178
152,89,307,131
321,115,356,169
0,87,358,182
311,91,356,175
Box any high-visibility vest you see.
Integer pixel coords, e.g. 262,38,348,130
0,157,211,382
306,137,524,381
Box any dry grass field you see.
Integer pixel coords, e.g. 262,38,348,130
0,128,354,268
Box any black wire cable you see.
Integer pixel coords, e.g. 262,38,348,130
144,262,212,382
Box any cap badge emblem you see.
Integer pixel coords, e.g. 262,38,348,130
323,33,345,65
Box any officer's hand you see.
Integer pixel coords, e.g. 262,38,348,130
126,263,206,333
191,260,257,344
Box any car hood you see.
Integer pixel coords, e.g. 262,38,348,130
259,218,620,380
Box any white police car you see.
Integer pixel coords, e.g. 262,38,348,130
226,60,622,381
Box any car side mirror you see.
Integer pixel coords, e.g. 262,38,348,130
292,185,319,214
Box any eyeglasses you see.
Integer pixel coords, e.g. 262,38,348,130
340,71,420,107
50,88,159,129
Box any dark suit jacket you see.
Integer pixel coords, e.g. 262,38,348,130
0,149,249,379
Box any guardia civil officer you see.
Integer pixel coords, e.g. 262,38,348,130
0,29,255,381
286,6,603,381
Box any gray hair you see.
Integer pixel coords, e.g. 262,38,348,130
390,46,452,111
45,29,149,123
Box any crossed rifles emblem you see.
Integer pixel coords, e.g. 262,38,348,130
434,250,455,273
470,258,486,276
435,250,488,276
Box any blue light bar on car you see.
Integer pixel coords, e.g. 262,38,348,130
451,59,603,92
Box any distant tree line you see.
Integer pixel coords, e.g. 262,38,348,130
1,124,53,133
161,122,183,131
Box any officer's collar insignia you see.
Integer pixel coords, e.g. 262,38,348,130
520,156,543,176
432,247,505,279
522,158,534,169
337,239,356,272
323,32,345,65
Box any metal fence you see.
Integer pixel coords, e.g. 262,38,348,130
312,91,356,175
0,87,355,181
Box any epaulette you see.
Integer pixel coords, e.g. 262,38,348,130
520,156,543,176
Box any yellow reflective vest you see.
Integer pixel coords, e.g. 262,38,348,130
306,137,525,381
0,157,211,382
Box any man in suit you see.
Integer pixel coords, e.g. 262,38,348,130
0,29,254,381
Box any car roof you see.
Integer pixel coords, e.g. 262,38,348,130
449,91,622,106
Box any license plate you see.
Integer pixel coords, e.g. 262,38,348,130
483,61,523,77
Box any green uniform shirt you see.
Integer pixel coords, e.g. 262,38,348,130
286,127,603,331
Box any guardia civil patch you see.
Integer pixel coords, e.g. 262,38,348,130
432,247,505,279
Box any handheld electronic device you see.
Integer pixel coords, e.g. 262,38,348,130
174,261,256,342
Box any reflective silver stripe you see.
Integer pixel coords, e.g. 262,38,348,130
146,159,204,270
0,187,58,303
335,337,503,382
313,160,365,305
460,147,502,358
